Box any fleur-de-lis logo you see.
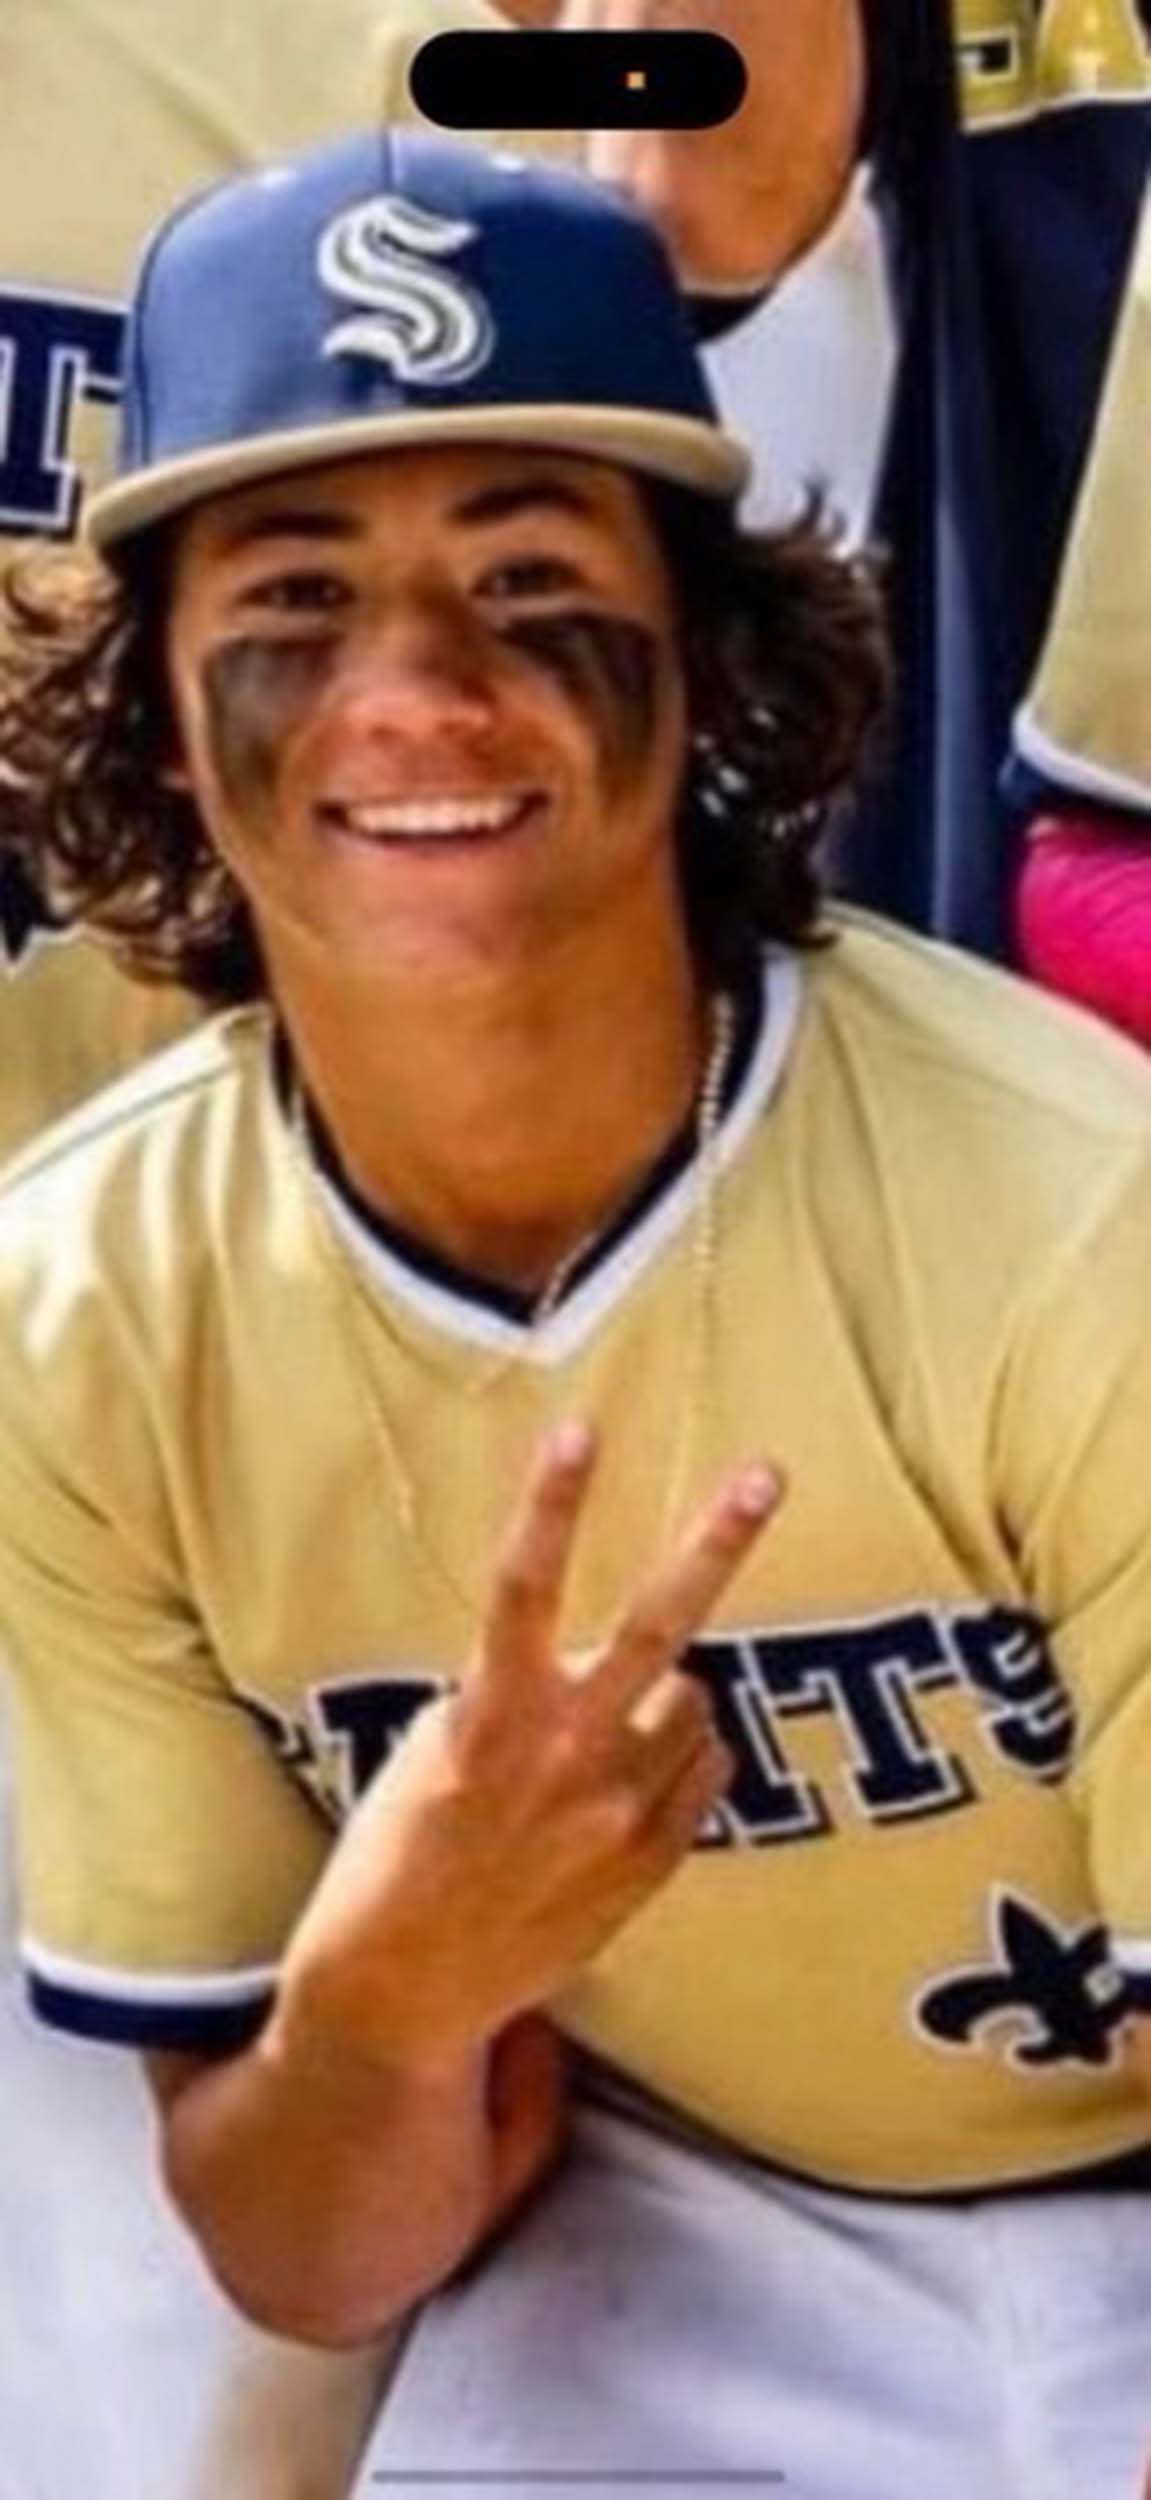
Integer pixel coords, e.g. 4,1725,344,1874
317,194,495,385
915,1889,1129,2072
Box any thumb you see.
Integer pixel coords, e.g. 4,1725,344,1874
487,2014,570,2225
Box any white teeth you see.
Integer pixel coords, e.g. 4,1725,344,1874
335,795,526,840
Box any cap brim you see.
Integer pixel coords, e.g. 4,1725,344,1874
86,404,751,551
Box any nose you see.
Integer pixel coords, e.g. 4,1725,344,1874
328,592,500,745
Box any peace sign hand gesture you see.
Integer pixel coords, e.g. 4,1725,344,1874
281,1423,781,2072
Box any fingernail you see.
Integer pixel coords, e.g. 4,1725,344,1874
735,1464,777,1518
553,1419,594,1468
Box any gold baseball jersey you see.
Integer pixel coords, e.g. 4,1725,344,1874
0,932,197,1164
1019,178,1151,811
3,909,1151,2192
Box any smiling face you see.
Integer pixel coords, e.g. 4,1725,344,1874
163,442,690,990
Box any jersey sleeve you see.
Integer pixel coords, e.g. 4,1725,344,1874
989,1134,1151,2010
1012,185,1151,818
0,1330,331,2052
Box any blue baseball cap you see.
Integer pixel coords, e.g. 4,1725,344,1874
86,128,750,551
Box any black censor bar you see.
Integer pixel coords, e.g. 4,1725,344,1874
409,31,748,131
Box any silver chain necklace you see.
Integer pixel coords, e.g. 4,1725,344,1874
286,991,736,1626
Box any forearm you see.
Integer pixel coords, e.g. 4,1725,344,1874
152,2007,563,2348
146,1443,765,2346
561,1,866,286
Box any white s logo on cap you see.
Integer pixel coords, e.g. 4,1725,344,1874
317,195,495,384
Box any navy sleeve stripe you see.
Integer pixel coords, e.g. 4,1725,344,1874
26,1968,273,2053
1120,1968,1151,2016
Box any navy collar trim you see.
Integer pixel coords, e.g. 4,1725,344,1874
283,970,763,1328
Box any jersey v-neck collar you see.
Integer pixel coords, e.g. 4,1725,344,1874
296,951,802,1364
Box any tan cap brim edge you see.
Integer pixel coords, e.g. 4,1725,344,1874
85,404,752,549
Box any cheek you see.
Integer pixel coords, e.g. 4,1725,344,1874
501,613,670,794
200,639,337,816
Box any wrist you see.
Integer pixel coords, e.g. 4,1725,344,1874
264,1958,493,2098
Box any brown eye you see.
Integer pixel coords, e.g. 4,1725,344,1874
243,571,351,618
478,556,583,602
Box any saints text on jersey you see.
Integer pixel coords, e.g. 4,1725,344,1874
246,1601,1073,1837
247,1608,1138,2081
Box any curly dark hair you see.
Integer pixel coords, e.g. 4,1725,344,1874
0,481,890,1004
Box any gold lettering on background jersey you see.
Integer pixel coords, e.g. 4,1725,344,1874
956,0,1151,125
1040,0,1151,97
957,2,1036,123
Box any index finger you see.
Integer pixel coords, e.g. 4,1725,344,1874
587,1463,783,1721
475,1420,598,1693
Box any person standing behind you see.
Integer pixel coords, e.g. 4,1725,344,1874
0,0,511,1162
535,3,1150,960
853,0,1151,955
1013,181,1151,1049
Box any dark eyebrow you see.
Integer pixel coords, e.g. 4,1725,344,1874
451,478,597,529
214,506,362,554
212,474,598,556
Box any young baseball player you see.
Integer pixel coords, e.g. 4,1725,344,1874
0,129,1149,2499
0,17,865,2490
